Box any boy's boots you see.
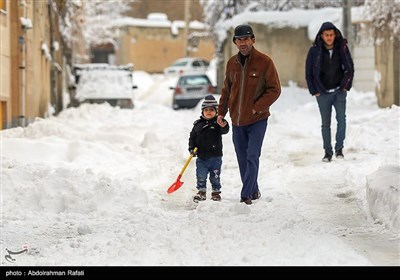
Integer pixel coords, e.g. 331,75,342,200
193,191,206,203
211,191,221,201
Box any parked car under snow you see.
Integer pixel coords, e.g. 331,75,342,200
69,64,138,109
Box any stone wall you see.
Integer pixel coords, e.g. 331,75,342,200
221,24,311,89
116,25,215,73
374,30,400,107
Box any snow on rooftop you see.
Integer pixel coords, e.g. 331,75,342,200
217,6,370,43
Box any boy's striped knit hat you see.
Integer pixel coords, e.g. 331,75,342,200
201,95,218,110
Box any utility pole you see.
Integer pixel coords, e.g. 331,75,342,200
343,0,354,52
183,0,190,57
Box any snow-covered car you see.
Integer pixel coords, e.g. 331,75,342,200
163,57,209,76
170,73,217,109
69,64,137,109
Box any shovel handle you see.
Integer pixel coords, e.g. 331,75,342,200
179,147,197,176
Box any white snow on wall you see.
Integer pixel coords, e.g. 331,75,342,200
41,43,52,61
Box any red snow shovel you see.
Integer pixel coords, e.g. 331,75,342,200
167,147,198,194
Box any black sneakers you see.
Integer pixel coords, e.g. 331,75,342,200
335,148,344,159
322,153,333,162
322,150,344,162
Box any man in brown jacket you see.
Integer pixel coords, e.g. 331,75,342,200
217,24,281,205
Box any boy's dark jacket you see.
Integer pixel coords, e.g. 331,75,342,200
188,116,229,159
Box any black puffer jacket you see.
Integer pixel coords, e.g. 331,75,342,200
188,116,229,159
305,22,354,95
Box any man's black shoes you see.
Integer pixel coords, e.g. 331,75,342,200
251,191,261,200
322,153,333,162
335,148,344,159
240,191,261,205
240,198,252,205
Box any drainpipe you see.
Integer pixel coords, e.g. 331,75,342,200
48,0,58,114
19,0,27,127
183,0,190,57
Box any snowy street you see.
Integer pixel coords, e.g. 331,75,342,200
1,72,399,266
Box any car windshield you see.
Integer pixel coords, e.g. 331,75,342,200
179,76,210,86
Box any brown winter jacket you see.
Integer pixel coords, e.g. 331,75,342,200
218,48,281,126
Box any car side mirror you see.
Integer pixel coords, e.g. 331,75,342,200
169,86,175,90
132,85,138,89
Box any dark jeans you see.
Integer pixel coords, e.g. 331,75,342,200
195,156,222,192
232,118,268,200
316,90,347,155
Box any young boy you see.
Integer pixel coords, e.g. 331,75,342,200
188,95,229,202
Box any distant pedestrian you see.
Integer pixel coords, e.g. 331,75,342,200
217,24,281,205
188,95,229,202
305,22,354,162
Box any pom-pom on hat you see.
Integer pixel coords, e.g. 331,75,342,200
201,95,218,110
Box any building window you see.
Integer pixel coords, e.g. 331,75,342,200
0,0,6,12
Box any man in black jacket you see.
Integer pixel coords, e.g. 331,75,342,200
189,95,229,202
306,22,354,162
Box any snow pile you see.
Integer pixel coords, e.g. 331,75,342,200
367,165,400,232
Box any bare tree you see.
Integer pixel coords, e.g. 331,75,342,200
57,0,132,50
364,0,400,41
